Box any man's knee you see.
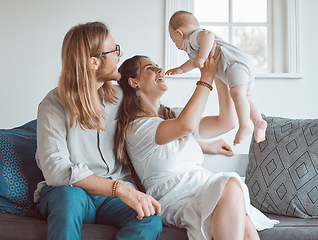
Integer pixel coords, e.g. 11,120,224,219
115,214,162,239
37,185,91,225
140,215,163,238
41,186,89,212
54,186,87,201
148,214,163,232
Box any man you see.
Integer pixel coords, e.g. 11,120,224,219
35,21,162,240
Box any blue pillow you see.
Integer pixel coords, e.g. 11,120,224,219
0,120,44,217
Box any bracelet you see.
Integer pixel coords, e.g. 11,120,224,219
112,180,119,198
196,81,213,91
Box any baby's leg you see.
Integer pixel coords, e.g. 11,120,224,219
230,84,253,146
247,90,267,143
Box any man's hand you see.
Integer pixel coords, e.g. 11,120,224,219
198,139,234,157
116,183,161,220
165,67,184,76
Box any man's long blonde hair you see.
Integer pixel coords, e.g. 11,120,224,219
58,22,117,130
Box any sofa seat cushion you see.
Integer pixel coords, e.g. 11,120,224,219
0,212,188,240
0,212,317,240
259,213,318,240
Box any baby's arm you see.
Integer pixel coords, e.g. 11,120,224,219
193,30,215,68
165,59,195,76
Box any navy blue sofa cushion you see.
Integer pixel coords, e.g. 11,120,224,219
0,120,43,217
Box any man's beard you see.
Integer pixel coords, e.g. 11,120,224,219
95,60,121,83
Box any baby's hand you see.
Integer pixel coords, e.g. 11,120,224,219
193,57,205,68
165,67,184,76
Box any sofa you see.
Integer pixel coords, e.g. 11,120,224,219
1,117,318,240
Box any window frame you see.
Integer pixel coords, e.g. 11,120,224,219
164,0,301,79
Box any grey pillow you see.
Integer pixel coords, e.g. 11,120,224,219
245,115,318,218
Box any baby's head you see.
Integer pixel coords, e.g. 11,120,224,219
169,11,200,50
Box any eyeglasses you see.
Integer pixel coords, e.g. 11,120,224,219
100,44,121,57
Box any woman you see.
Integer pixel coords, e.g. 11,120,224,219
114,49,278,240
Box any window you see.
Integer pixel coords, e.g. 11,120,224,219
165,0,301,79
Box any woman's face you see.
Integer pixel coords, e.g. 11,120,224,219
136,58,168,98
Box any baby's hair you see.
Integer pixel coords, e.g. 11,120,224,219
169,10,200,30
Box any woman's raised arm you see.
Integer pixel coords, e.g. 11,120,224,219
198,77,236,139
155,47,221,145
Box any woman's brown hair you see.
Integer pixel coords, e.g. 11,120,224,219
114,55,176,164
58,21,117,130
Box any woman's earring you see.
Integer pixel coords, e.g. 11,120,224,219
136,85,140,98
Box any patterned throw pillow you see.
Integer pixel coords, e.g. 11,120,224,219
245,115,318,218
0,120,44,217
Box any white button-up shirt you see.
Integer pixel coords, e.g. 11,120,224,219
34,85,134,202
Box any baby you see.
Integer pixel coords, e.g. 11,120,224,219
166,10,267,146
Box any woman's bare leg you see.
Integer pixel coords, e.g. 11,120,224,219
210,178,246,240
244,215,260,240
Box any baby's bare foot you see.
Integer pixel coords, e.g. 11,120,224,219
254,120,267,143
233,125,253,146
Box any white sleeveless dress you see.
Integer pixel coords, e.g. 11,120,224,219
125,115,278,240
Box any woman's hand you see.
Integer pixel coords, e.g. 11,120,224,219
116,183,161,220
198,139,234,157
193,56,205,68
199,43,221,81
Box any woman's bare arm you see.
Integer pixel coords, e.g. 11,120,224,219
198,77,236,139
156,46,220,145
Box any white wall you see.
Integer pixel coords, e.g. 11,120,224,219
0,0,165,128
1,0,317,154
